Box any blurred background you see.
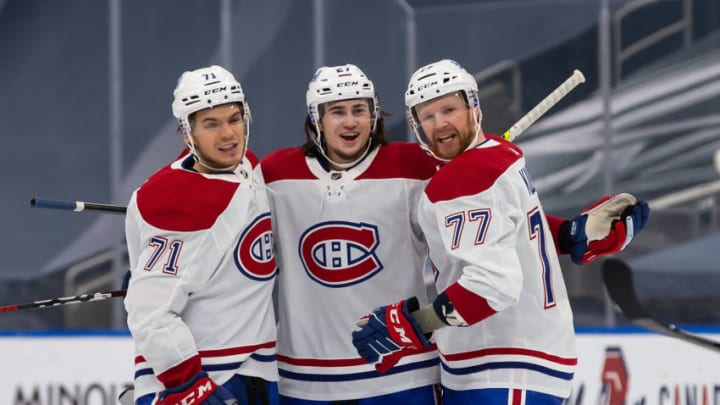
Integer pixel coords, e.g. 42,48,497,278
0,0,718,331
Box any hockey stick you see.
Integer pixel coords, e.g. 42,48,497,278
602,258,720,353
30,197,127,214
503,69,586,142
0,290,126,313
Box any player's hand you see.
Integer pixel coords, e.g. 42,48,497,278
561,194,650,265
157,371,237,405
352,297,431,373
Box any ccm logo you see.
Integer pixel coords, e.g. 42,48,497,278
336,81,359,87
204,86,226,95
389,306,413,344
168,380,215,405
416,81,438,91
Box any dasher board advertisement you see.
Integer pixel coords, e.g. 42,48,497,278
0,329,719,405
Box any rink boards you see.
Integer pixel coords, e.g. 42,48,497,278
1,328,719,405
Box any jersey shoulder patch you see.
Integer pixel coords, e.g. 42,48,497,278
260,147,316,183
136,167,239,232
425,138,522,203
357,142,440,180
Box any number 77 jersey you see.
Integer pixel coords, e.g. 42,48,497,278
417,136,577,398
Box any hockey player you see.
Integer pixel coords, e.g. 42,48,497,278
124,65,279,405
260,64,442,404
352,59,650,404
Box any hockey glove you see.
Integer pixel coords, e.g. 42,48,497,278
352,297,431,373
560,193,650,265
157,371,237,405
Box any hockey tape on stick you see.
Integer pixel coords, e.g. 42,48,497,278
503,69,586,142
117,387,134,405
31,197,127,214
602,258,720,353
0,290,127,314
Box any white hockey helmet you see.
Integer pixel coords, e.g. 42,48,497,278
305,64,381,169
171,65,251,136
405,59,479,118
306,64,379,128
404,59,482,159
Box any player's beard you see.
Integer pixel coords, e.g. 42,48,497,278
457,113,478,154
430,112,477,160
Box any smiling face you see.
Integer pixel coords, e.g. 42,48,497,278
318,98,373,169
183,103,246,173
414,92,482,160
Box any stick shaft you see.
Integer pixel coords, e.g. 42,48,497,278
602,258,720,353
504,69,586,142
0,290,127,313
31,197,127,214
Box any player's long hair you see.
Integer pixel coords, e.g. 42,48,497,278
301,110,390,158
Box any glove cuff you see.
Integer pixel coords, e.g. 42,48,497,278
557,220,574,254
159,371,218,405
386,298,430,348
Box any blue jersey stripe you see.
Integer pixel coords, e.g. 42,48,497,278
441,360,574,380
279,358,439,382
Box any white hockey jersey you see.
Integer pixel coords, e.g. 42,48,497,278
417,136,577,398
260,143,441,401
124,151,278,400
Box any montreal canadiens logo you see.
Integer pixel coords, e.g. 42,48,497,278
298,221,383,287
234,212,277,280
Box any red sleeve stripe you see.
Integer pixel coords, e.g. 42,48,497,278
156,355,202,388
134,340,276,365
440,346,578,365
445,282,497,325
198,340,276,357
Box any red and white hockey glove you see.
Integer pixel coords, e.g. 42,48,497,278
560,193,650,265
157,371,237,405
351,297,432,373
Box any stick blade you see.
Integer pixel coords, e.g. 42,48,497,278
602,258,650,321
603,259,720,353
